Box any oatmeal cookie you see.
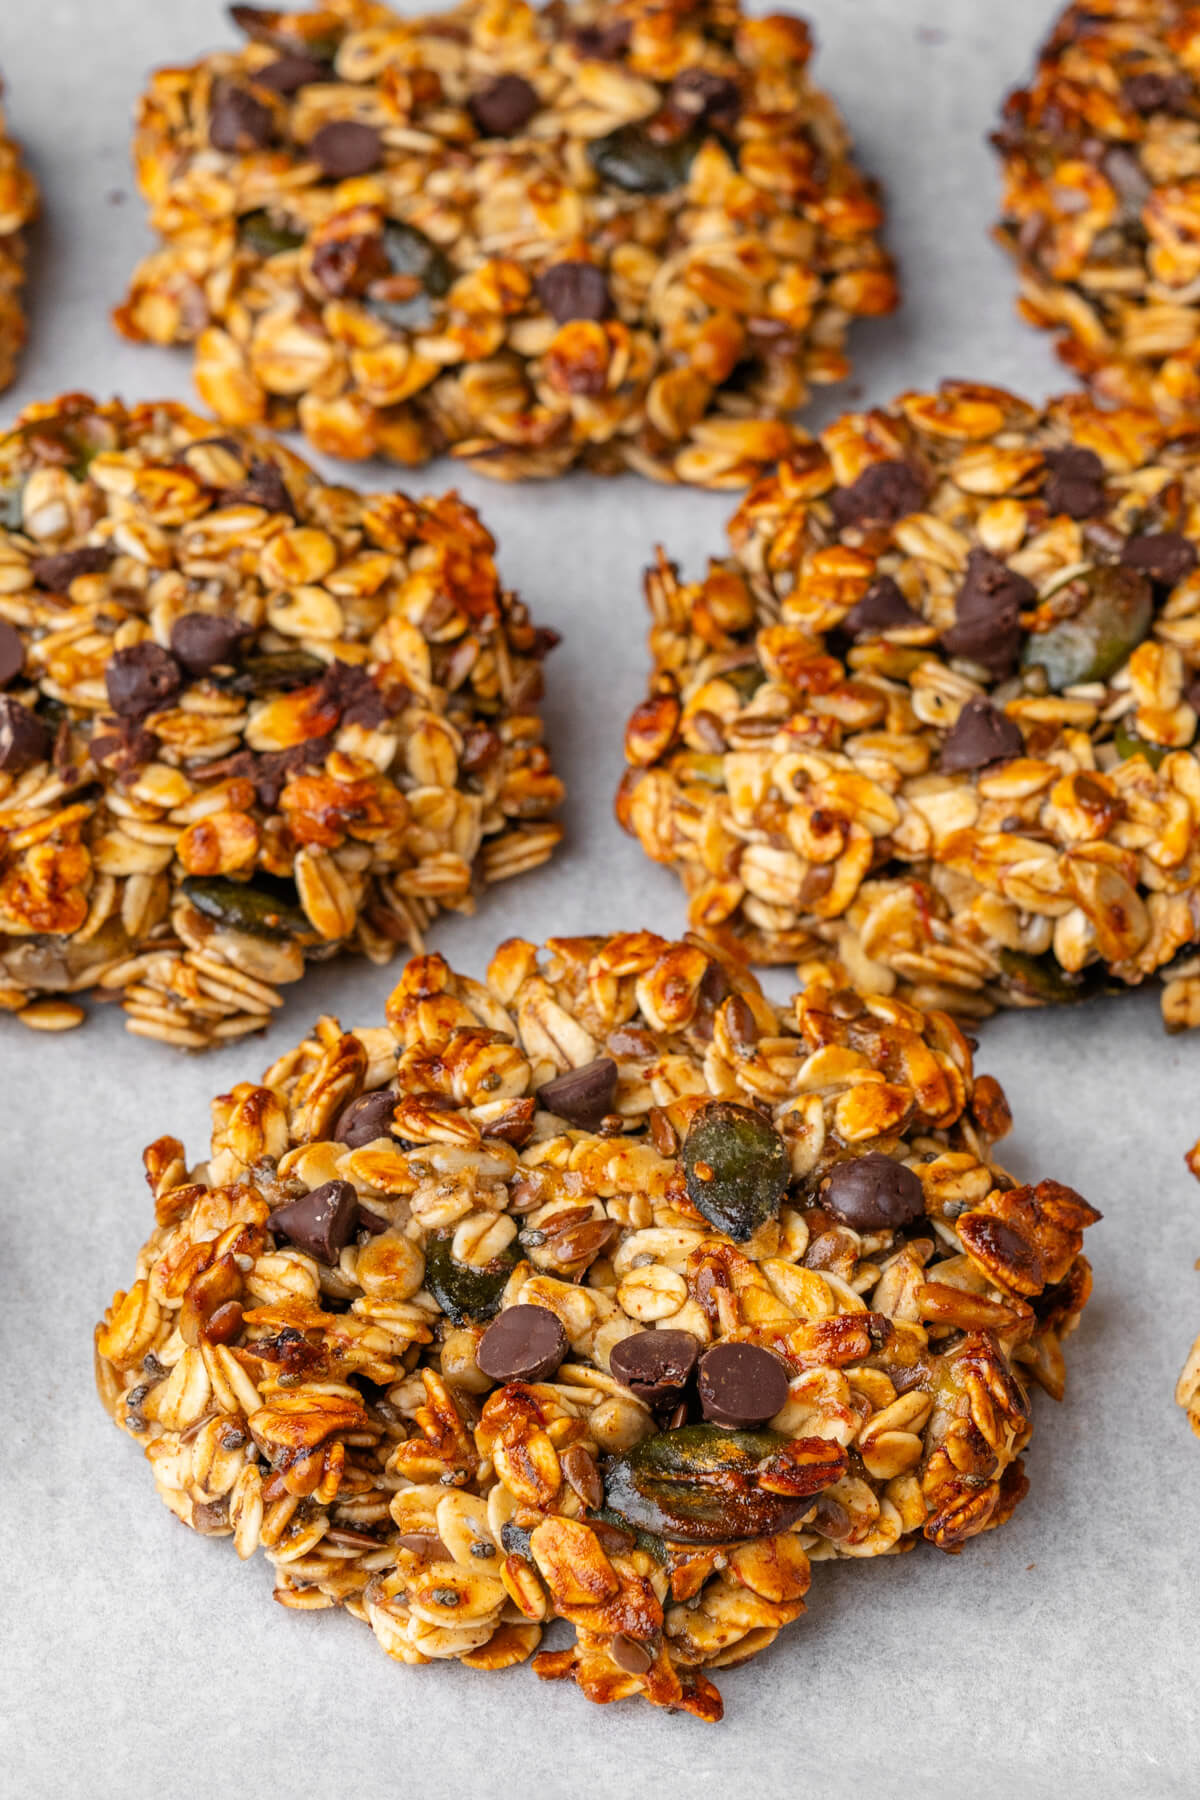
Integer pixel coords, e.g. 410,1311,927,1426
994,0,1200,418
0,81,37,392
618,381,1200,1026
96,931,1098,1720
114,0,897,485
0,393,562,1045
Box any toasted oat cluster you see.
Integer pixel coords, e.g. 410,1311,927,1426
994,0,1200,417
0,393,562,1046
95,931,1098,1720
0,82,37,391
619,381,1200,1027
113,0,897,486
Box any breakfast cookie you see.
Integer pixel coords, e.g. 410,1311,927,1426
115,0,897,485
96,930,1098,1719
994,0,1200,418
618,381,1200,1026
0,393,562,1044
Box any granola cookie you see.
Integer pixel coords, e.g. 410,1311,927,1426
994,0,1200,418
0,81,37,391
0,393,562,1045
113,0,897,486
95,931,1098,1721
618,380,1200,1026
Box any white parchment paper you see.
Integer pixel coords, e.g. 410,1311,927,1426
1,3,1197,1794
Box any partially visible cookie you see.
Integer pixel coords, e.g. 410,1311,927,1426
0,80,37,391
95,930,1098,1719
618,380,1200,1026
994,0,1200,417
0,393,562,1045
114,0,897,485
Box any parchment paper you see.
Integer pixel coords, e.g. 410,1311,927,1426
1,3,1197,1794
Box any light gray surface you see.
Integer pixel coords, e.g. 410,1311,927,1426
1,2,1197,1795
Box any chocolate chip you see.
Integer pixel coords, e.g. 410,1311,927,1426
571,19,631,59
667,68,741,130
220,456,297,518
333,1087,396,1148
105,643,183,719
311,230,389,297
1120,531,1197,589
535,261,612,324
470,74,538,137
170,612,251,675
535,1057,618,1129
696,1342,790,1429
0,620,24,687
843,575,921,637
822,1152,925,1231
0,697,49,771
610,1634,654,1675
1122,71,1192,115
609,1329,700,1407
209,83,275,153
1042,445,1106,519
475,1304,568,1383
941,547,1034,677
256,53,331,94
830,460,926,530
269,1180,360,1264
940,696,1025,773
310,120,383,179
30,545,113,590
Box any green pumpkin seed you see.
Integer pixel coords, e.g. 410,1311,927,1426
182,875,314,941
225,650,326,695
682,1100,789,1240
603,1425,812,1545
423,1230,520,1326
995,948,1091,1005
0,481,24,531
588,124,698,194
1021,565,1153,690
365,222,454,330
1113,719,1168,768
238,210,305,258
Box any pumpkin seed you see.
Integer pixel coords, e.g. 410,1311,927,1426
0,481,24,531
238,210,305,258
603,1425,815,1544
682,1100,789,1240
1021,564,1153,689
423,1229,520,1326
587,123,698,194
365,222,453,329
1113,719,1168,768
182,875,314,941
225,650,325,695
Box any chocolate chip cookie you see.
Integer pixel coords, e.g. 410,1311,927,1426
0,393,562,1044
96,931,1097,1719
114,0,897,484
618,380,1200,1027
994,0,1200,417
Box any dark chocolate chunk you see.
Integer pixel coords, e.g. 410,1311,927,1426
0,697,49,771
105,643,183,719
667,68,741,130
1042,445,1106,519
696,1342,790,1429
269,1179,360,1264
609,1329,700,1407
256,52,331,93
1120,531,1198,589
941,547,1034,677
311,230,390,297
30,545,113,590
333,1087,397,1148
843,575,921,637
209,83,275,153
571,19,631,59
220,457,297,518
534,261,612,324
536,1057,618,1130
470,74,539,137
1122,70,1193,115
310,120,383,179
0,620,24,686
822,1151,925,1231
170,612,251,675
475,1303,569,1383
830,460,926,530
940,696,1025,773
